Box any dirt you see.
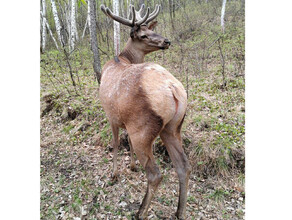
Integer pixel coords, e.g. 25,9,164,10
40,108,245,220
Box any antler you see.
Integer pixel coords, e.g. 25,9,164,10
101,4,160,27
101,4,135,27
145,5,161,24
133,4,145,20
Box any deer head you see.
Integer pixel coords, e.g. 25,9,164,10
100,4,171,54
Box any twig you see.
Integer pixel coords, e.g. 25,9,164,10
207,35,221,51
218,36,226,88
62,46,79,96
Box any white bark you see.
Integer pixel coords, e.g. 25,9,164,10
41,0,46,51
66,4,71,46
221,0,227,33
40,11,59,50
70,0,78,52
82,1,90,40
113,0,120,56
50,0,63,46
82,15,89,40
87,0,91,40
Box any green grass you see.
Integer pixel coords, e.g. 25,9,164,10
207,188,231,203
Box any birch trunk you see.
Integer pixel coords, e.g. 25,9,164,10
40,11,59,50
41,0,47,51
88,0,102,83
82,16,89,40
70,0,79,52
50,0,64,46
66,3,71,46
113,0,120,56
221,0,227,33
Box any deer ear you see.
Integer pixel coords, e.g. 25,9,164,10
130,25,140,38
148,21,158,30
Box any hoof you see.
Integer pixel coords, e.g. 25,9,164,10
134,212,147,220
175,212,185,220
111,173,119,182
130,164,138,172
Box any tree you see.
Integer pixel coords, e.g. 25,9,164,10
70,0,79,52
40,11,59,50
50,0,63,46
113,0,120,56
82,13,89,40
88,0,102,83
41,0,47,52
221,0,227,33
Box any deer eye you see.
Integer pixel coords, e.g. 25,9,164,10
141,35,148,39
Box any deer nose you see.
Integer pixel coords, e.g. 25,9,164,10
164,39,171,45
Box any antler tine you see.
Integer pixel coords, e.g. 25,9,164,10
136,7,150,26
130,5,136,26
145,4,161,24
132,4,144,21
100,4,135,27
138,4,145,14
148,5,158,18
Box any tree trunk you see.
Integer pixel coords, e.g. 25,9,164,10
70,0,78,52
50,0,64,46
88,0,102,83
57,1,69,45
113,0,120,56
82,15,89,40
221,0,227,33
40,11,59,50
41,0,47,52
172,0,175,18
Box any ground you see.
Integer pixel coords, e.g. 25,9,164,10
40,122,245,220
40,66,245,219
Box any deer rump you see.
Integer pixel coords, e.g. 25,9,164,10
100,61,187,132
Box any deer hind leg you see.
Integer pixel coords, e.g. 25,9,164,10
110,122,119,180
160,119,191,220
127,130,163,219
127,135,137,171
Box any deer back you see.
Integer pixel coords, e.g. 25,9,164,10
99,60,187,130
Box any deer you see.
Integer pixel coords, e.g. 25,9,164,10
99,4,191,220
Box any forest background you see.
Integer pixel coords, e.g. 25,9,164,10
1,1,290,219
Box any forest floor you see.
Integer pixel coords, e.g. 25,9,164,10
40,65,245,220
40,117,245,220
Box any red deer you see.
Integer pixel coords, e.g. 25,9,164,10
99,4,191,219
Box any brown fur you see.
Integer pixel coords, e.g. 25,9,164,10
99,18,190,219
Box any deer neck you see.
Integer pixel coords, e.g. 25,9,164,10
119,38,146,64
